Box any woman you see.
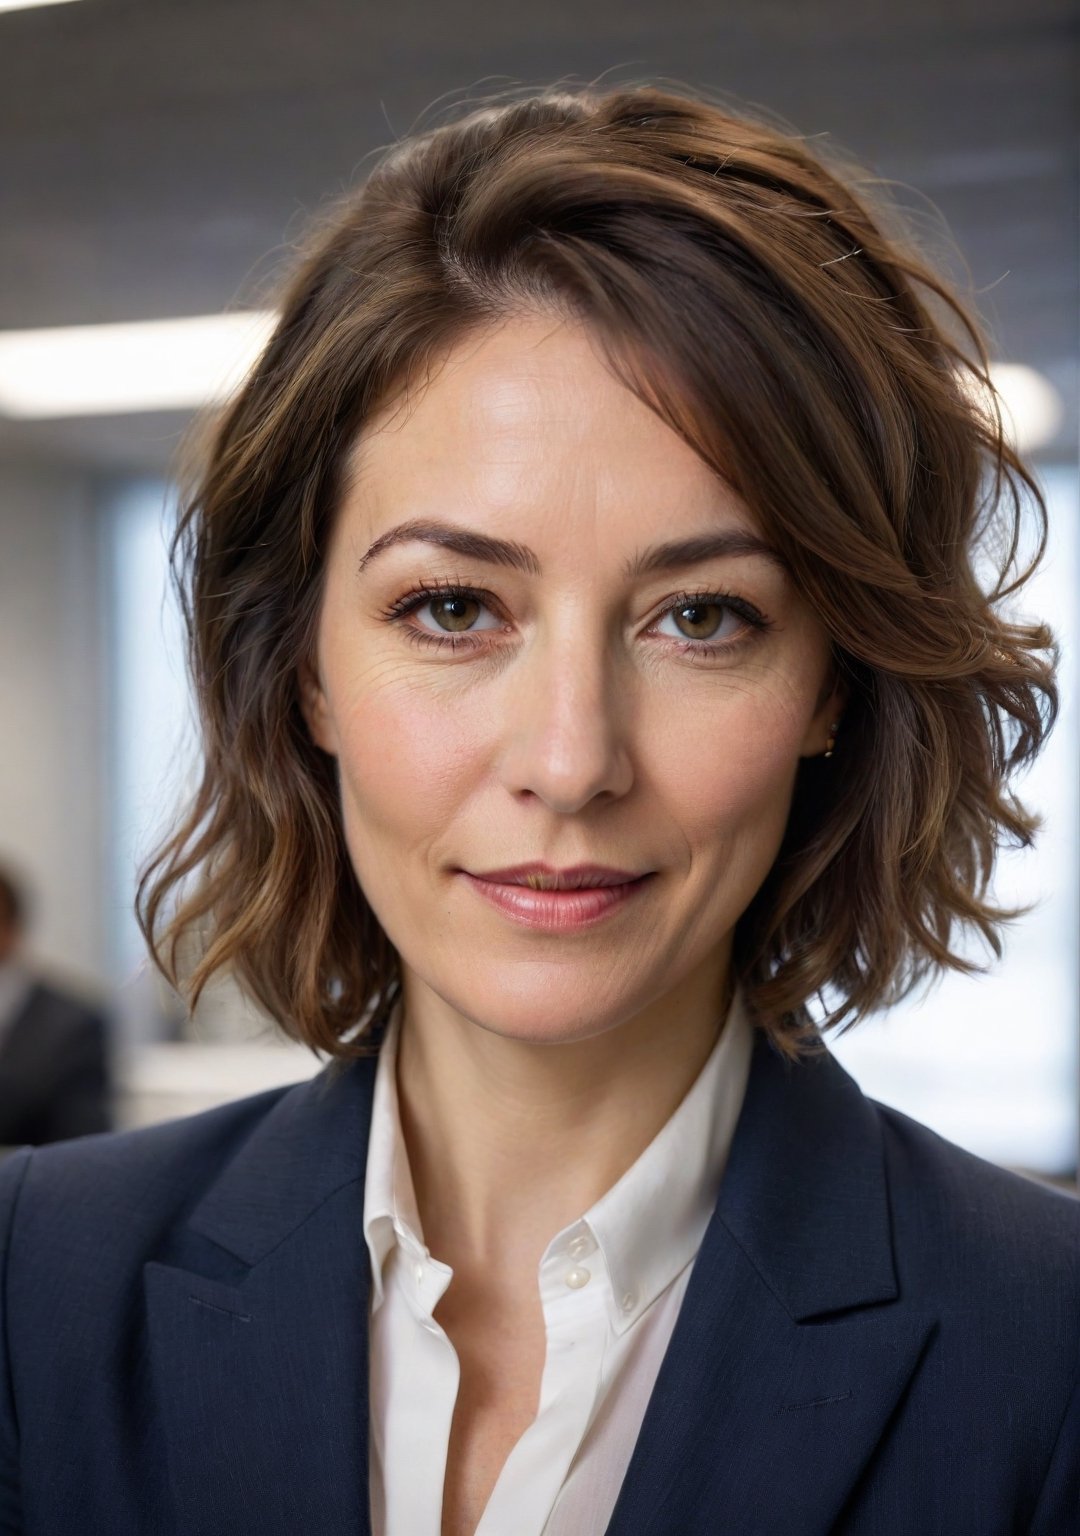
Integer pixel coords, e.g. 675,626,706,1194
1,82,1076,1535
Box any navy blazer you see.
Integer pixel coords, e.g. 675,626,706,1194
0,1026,1077,1534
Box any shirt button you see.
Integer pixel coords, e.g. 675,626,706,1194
414,1263,424,1285
564,1266,591,1290
567,1233,595,1259
620,1291,636,1313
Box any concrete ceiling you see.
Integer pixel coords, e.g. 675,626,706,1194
0,0,1075,473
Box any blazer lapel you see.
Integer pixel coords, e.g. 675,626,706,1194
144,1022,935,1536
144,1056,379,1536
604,1031,937,1536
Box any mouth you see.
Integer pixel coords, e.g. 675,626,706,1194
458,868,655,931
465,862,650,891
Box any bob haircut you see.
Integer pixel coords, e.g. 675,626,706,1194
138,80,1058,1062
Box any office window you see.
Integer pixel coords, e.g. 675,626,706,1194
105,478,192,988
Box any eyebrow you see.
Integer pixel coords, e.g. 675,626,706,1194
356,518,788,580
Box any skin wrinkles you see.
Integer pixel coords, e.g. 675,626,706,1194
300,311,844,1284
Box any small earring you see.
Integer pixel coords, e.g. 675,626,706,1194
823,720,840,758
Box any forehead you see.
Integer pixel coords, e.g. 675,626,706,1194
344,314,750,536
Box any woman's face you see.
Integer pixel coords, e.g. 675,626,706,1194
303,314,842,1045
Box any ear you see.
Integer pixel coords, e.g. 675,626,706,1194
297,657,339,756
800,668,850,759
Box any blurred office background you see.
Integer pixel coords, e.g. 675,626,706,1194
0,0,1076,1180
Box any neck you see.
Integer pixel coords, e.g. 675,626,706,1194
394,953,734,1286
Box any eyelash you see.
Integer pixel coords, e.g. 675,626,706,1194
379,575,773,662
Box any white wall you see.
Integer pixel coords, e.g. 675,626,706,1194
0,462,108,996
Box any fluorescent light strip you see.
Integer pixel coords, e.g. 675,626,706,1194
0,1,84,12
0,312,279,418
0,312,1062,450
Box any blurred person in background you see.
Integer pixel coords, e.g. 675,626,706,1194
0,82,1077,1535
0,861,112,1148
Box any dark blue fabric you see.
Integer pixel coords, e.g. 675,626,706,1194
0,1028,1076,1534
0,981,112,1145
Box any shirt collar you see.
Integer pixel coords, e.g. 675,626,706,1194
583,984,754,1332
362,986,755,1330
362,999,420,1311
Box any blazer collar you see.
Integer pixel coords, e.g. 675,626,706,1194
717,1030,899,1319
178,1023,899,1315
604,1032,935,1535
144,1054,381,1535
184,1055,378,1265
145,1027,934,1536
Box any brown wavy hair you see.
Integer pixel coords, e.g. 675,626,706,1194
136,79,1059,1062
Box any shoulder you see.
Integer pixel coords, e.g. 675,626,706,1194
0,1080,300,1265
870,1093,1080,1322
858,1095,1080,1519
874,1092,1080,1244
18,977,108,1034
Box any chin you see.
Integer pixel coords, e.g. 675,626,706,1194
444,974,632,1046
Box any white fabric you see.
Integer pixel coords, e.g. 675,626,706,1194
363,985,755,1536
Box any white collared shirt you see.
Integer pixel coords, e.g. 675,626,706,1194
362,986,755,1536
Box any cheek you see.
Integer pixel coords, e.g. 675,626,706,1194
332,679,487,850
658,689,805,856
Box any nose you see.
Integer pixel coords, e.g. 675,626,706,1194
496,621,635,814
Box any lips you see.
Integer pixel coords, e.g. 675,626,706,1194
460,868,652,931
468,861,645,891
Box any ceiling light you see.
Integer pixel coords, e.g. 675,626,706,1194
985,362,1065,454
0,312,278,418
0,1,84,12
956,360,1065,455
